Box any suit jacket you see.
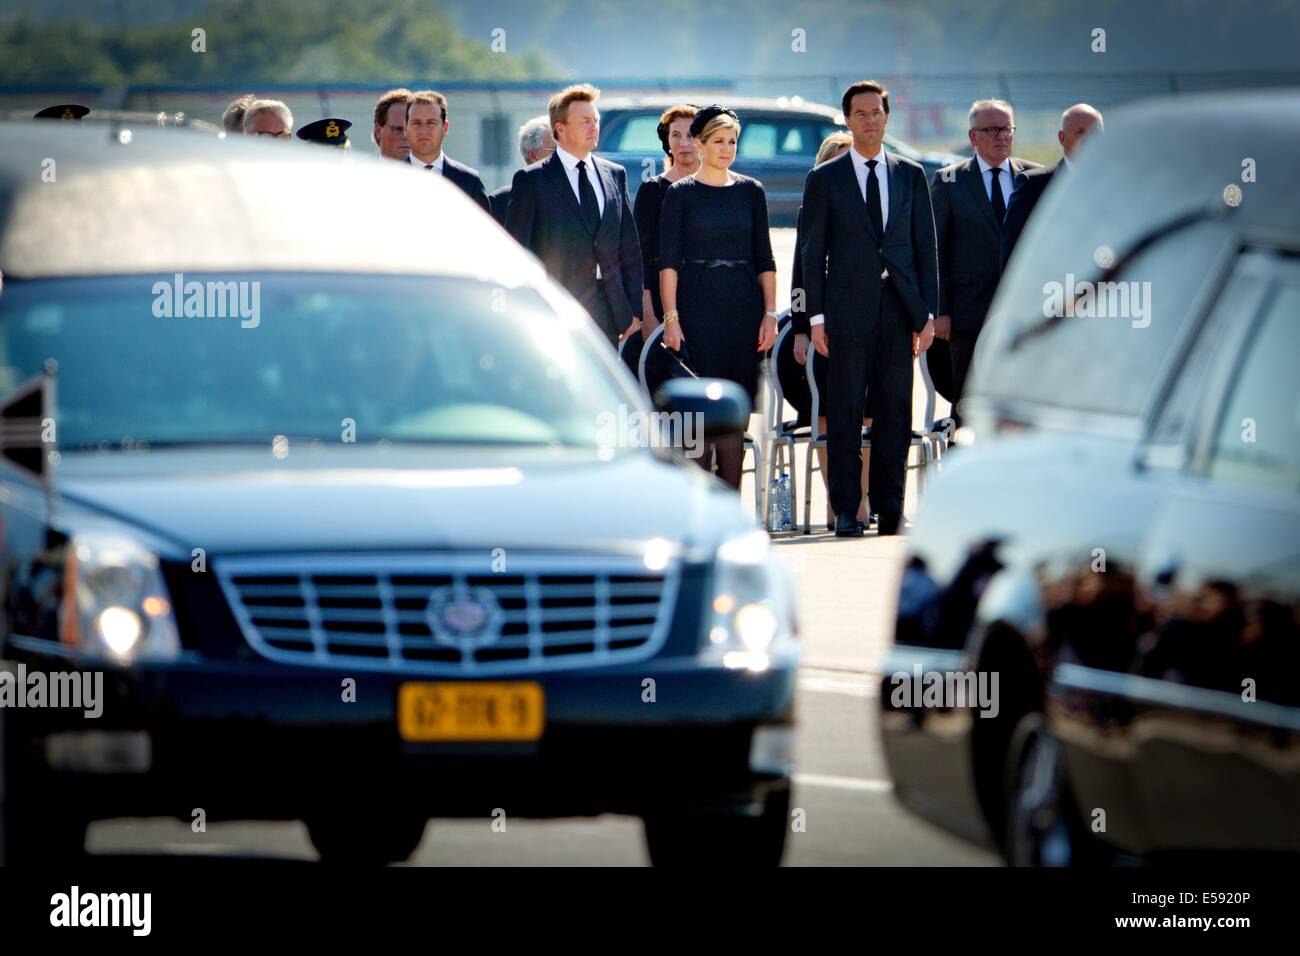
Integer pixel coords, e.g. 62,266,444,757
790,206,809,335
999,161,1060,271
930,155,1040,334
799,149,939,337
489,185,512,227
407,154,491,215
505,151,643,338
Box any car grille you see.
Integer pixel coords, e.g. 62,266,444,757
215,552,679,674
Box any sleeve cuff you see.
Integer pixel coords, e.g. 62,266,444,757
810,315,825,327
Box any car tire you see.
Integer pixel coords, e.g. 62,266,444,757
1002,712,1101,867
306,814,429,865
642,785,790,867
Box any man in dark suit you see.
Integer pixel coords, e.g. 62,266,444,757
1000,104,1103,270
405,90,491,215
490,115,555,228
800,80,939,537
506,84,643,347
931,99,1040,414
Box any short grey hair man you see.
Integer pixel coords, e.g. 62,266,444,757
243,99,294,137
517,114,556,165
968,98,1014,129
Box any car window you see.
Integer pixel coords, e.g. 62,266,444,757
608,115,661,153
738,122,778,159
1205,282,1300,492
0,274,627,450
1147,269,1265,447
971,225,1232,419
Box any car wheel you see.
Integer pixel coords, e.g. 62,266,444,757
306,814,429,865
642,785,790,867
1003,712,1095,867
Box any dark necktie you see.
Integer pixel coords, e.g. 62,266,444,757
865,159,884,237
424,163,435,171
990,165,1006,225
576,160,600,234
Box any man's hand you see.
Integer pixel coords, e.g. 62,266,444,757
793,333,809,365
913,317,935,357
811,325,829,357
933,314,952,341
620,316,641,341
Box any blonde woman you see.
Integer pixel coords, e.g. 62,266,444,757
633,104,699,341
659,105,778,490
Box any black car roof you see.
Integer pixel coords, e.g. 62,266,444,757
0,122,543,282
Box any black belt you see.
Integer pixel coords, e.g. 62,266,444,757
685,258,752,268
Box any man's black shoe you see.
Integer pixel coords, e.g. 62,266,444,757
834,515,865,537
876,512,902,536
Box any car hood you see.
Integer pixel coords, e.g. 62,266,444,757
54,446,745,559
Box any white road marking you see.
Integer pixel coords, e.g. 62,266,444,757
794,773,893,793
798,674,880,697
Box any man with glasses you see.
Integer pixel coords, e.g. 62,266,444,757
930,99,1040,416
243,99,294,139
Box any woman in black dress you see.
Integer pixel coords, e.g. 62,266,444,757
659,105,778,490
633,104,699,342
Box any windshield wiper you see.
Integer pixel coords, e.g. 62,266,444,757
1008,197,1239,352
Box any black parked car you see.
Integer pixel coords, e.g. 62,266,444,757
0,121,799,866
596,95,961,226
881,90,1300,865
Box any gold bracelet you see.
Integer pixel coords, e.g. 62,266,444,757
663,310,680,325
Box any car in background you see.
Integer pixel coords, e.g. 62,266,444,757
596,95,962,226
0,121,799,867
880,90,1300,865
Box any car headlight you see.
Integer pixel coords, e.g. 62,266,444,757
60,532,181,663
703,529,797,671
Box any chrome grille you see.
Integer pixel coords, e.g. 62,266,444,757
215,553,678,674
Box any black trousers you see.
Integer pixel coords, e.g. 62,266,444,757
578,279,622,347
826,289,913,524
949,329,979,422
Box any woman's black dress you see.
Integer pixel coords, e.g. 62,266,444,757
658,174,775,401
632,174,671,320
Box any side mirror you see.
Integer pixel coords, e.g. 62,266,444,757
0,372,56,484
653,378,751,440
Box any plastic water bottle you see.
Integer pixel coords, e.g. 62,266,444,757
779,476,793,530
768,479,782,532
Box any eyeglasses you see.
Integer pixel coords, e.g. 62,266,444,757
972,126,1015,137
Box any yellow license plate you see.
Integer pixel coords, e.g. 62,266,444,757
398,682,545,742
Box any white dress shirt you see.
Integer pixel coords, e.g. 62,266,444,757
976,153,1015,204
555,145,605,217
410,152,446,173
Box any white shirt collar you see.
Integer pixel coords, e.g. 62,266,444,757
976,153,1011,176
411,152,445,172
850,142,887,168
556,145,594,173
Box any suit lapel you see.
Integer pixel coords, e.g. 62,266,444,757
543,152,594,237
963,158,1000,235
884,151,904,239
834,150,880,243
593,157,617,240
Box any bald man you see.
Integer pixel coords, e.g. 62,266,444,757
1000,104,1103,270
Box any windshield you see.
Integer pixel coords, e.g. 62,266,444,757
0,273,629,450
